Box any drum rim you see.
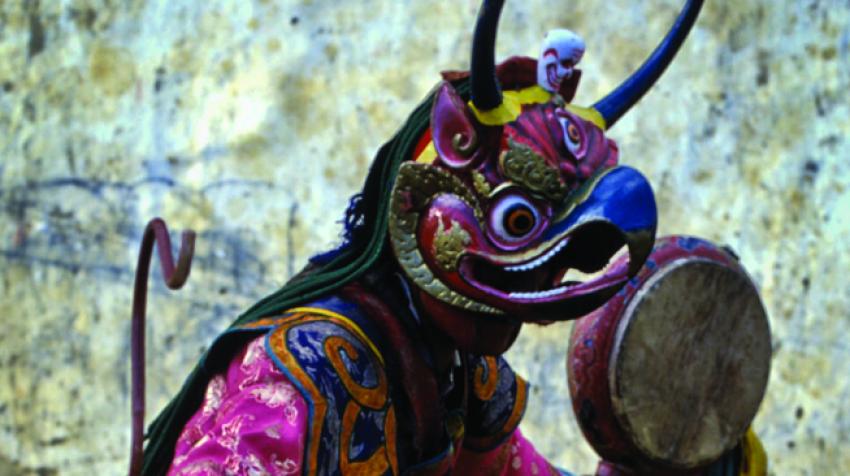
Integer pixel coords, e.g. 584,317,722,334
606,257,771,468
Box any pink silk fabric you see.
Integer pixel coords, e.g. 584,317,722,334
168,336,307,476
455,431,565,476
169,335,564,476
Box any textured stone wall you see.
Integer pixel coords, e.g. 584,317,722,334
1,0,847,474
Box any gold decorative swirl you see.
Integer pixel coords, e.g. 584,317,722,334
499,139,567,201
473,356,500,401
388,162,501,314
433,219,471,272
324,335,388,410
340,401,394,475
471,170,492,197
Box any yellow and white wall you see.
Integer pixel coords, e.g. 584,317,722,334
0,1,847,474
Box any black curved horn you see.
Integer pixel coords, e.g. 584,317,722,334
593,0,704,128
470,0,505,111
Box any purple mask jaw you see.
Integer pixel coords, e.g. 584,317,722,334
456,223,632,318
444,167,657,322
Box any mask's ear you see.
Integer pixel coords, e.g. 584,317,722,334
431,81,492,170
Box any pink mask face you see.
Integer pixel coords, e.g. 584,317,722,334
537,29,586,93
388,82,659,324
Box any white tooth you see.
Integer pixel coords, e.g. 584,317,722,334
503,239,569,272
509,288,569,299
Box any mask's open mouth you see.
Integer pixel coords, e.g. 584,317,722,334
459,222,630,304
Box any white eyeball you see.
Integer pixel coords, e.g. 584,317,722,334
488,194,542,245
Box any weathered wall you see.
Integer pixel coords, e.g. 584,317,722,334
0,0,847,474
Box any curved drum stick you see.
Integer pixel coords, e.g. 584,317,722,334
129,218,196,476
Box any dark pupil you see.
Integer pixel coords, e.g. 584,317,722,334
505,206,534,235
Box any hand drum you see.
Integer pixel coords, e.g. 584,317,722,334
567,236,771,472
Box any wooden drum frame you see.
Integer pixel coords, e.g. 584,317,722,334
567,236,771,474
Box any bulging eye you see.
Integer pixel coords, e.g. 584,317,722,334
559,116,583,157
488,194,543,245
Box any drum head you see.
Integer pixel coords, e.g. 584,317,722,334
608,258,771,468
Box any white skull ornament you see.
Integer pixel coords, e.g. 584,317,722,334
537,29,586,93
